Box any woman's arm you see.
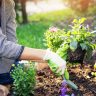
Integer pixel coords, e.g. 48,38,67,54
19,47,46,62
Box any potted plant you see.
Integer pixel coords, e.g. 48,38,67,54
45,18,96,63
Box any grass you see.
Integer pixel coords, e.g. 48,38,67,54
28,9,74,22
17,22,50,49
17,9,74,49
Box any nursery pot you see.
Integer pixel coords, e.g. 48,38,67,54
67,45,86,64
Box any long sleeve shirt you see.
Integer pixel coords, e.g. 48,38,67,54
0,0,24,74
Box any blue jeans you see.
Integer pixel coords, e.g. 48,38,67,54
0,61,19,85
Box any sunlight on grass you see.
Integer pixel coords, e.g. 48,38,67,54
28,9,74,22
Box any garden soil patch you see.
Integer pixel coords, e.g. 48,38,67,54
9,64,96,96
34,64,96,96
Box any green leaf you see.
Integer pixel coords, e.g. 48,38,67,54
73,19,78,23
64,69,69,80
79,18,86,24
80,43,87,50
63,52,68,60
56,48,64,57
70,41,78,52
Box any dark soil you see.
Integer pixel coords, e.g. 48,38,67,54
34,64,96,96
34,68,62,96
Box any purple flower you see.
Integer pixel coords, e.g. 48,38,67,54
60,87,67,96
60,80,75,96
60,80,67,96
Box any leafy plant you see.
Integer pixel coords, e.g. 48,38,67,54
45,26,64,52
11,63,36,96
45,18,96,61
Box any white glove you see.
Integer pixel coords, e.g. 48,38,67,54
43,49,66,75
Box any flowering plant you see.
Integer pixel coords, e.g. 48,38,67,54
60,80,83,96
60,80,75,96
45,18,96,62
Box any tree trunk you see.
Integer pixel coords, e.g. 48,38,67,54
20,0,28,23
14,0,20,23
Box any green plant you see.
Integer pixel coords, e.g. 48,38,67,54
45,18,96,62
45,27,64,52
11,63,36,96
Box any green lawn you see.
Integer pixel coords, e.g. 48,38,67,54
16,9,74,49
17,22,50,49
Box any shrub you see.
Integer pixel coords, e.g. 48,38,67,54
11,63,36,96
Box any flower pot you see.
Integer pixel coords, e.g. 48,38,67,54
67,46,86,64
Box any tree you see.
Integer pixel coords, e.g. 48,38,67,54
14,0,28,23
14,0,21,23
14,0,43,23
20,0,28,23
64,0,95,12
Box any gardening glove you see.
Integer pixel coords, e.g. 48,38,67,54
43,49,66,75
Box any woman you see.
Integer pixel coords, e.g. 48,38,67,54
0,0,66,95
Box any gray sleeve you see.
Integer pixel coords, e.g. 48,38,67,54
6,0,17,43
0,28,23,60
0,1,24,60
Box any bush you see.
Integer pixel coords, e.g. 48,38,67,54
11,63,36,96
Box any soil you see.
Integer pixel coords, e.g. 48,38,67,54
8,64,96,96
34,64,96,96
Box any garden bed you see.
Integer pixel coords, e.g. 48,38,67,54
34,64,96,96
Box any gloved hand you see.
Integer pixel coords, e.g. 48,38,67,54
43,49,66,75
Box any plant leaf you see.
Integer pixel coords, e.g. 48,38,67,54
73,19,78,23
79,18,86,24
70,41,78,52
64,69,70,80
80,43,87,50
